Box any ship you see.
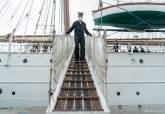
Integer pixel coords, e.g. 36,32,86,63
0,0,165,114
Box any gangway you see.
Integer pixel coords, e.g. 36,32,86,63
47,52,110,114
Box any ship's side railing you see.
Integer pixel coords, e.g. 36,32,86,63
0,43,52,53
92,29,165,53
0,35,53,53
105,39,165,53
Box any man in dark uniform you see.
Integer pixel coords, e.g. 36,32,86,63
65,12,92,61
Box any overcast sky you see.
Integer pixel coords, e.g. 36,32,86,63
0,0,164,35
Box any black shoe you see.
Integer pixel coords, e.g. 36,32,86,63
80,58,85,61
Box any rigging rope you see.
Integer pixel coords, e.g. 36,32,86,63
34,0,46,34
10,0,23,20
49,0,56,34
13,0,31,32
0,0,10,15
0,0,11,18
23,0,35,36
44,0,52,34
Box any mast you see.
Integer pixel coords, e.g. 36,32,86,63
63,0,70,32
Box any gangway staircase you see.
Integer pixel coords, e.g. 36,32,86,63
47,53,110,114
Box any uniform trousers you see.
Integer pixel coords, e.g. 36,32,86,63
74,36,85,60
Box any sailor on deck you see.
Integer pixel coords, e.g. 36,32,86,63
66,12,92,61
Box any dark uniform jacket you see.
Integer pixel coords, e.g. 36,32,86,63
66,20,91,37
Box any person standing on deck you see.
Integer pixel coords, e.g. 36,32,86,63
65,12,92,61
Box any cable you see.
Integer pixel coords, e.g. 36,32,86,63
10,0,23,20
0,0,10,15
44,0,52,34
0,0,11,19
39,0,50,35
34,0,46,34
23,0,35,35
13,0,31,32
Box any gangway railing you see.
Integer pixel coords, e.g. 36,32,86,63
48,35,74,101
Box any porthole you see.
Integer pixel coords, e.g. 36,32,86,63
117,91,120,96
0,88,2,94
138,105,142,109
51,92,53,96
136,91,140,96
131,58,135,64
50,59,53,63
139,59,144,64
23,59,28,63
12,91,16,95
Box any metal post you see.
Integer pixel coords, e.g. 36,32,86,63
102,30,107,98
5,30,15,66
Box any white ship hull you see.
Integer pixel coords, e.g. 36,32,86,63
0,53,51,107
85,37,165,106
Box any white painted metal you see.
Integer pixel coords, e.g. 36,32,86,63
107,83,165,105
0,53,50,107
0,54,50,82
106,53,165,105
108,53,165,66
0,83,49,107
